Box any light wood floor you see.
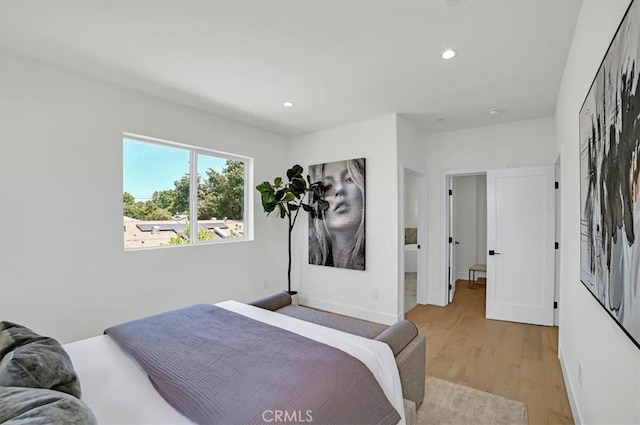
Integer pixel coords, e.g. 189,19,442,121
406,280,573,425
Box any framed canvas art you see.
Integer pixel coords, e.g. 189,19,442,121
308,158,366,271
579,0,640,349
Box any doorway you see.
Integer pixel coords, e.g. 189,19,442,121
447,172,487,304
399,166,427,316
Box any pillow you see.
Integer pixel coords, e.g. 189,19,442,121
0,322,46,358
0,321,81,398
0,386,97,425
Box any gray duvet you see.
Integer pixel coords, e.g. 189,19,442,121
105,304,400,425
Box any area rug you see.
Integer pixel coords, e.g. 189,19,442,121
417,376,528,425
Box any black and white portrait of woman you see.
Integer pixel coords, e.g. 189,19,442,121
308,158,365,270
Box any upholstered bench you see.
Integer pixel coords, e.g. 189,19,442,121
249,292,426,416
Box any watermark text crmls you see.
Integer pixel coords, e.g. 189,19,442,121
262,410,313,423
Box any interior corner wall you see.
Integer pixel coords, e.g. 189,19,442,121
0,50,290,344
424,117,556,305
554,1,640,423
289,115,400,324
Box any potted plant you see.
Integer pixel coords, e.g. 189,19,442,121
256,164,328,296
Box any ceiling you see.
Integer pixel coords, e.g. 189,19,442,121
0,0,582,137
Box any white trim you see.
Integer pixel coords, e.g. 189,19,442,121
553,155,561,326
244,157,254,240
416,171,428,305
189,150,198,243
122,132,254,250
559,348,583,425
298,295,399,326
123,132,251,163
398,164,406,317
427,295,446,307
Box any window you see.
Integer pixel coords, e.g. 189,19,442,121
123,133,250,250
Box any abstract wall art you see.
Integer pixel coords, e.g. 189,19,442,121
308,158,366,271
579,0,640,349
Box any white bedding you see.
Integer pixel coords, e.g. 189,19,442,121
64,301,405,425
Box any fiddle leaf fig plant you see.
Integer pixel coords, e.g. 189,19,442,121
256,164,329,294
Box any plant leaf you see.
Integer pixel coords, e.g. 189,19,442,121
287,164,304,180
256,181,272,193
274,177,282,187
275,189,286,201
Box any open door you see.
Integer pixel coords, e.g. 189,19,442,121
486,166,555,326
447,177,456,303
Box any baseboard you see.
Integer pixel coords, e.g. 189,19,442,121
559,347,583,425
427,295,446,306
297,295,398,326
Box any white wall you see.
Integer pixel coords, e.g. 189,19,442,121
453,175,478,279
404,172,418,229
0,50,289,343
555,1,640,423
289,115,400,324
425,117,556,305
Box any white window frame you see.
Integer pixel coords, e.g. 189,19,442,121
123,132,253,250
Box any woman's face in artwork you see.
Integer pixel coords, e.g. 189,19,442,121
321,161,363,234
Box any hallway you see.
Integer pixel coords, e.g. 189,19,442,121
406,282,573,424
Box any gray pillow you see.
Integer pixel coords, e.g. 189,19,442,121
0,386,97,425
0,321,81,398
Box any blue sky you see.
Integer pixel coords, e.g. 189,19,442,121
123,139,226,201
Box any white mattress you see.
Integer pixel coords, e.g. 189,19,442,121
64,301,405,425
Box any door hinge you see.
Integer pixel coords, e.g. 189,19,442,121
449,237,453,243
554,301,558,309
449,284,452,290
555,242,559,250
555,181,559,189
449,189,453,196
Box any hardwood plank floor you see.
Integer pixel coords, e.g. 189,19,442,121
406,280,573,425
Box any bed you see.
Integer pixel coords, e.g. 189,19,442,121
62,300,407,425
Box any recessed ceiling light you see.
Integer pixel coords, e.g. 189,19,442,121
488,109,501,115
441,49,456,60
283,101,295,108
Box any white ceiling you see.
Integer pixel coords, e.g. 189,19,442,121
0,0,582,137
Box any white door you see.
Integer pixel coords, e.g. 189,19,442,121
448,178,456,303
486,166,555,326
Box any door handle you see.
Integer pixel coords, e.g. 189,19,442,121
489,250,501,256
455,241,460,245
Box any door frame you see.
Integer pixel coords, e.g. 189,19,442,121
440,167,487,306
554,155,561,326
399,164,428,318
